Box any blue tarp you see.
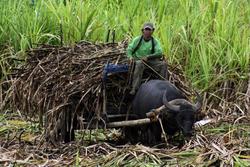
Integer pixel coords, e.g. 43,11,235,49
103,63,129,82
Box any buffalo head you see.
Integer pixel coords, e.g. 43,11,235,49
162,91,202,138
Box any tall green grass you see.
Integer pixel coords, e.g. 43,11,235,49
0,0,249,89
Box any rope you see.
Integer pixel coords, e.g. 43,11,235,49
141,60,167,80
158,118,168,145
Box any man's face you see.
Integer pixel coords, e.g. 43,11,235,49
143,28,153,39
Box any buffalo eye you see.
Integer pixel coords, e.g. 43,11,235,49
182,114,195,124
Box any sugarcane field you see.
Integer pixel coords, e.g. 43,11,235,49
0,0,249,166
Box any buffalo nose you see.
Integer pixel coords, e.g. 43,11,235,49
183,133,192,141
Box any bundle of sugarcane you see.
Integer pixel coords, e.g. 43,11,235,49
10,41,130,141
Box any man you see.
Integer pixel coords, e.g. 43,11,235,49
127,22,167,95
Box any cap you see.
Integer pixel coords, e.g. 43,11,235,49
142,22,155,30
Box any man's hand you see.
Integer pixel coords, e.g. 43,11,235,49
129,58,134,63
142,57,148,61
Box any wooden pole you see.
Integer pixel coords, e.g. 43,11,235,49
60,21,63,47
146,105,166,118
112,30,115,44
106,29,110,43
246,73,250,113
107,104,166,128
0,83,2,107
107,118,152,128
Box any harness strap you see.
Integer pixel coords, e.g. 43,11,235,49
132,36,155,55
151,37,155,54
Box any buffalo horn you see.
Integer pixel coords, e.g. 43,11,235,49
162,90,202,112
170,92,202,112
162,90,180,112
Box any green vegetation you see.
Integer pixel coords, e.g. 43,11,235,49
0,112,40,142
0,0,249,166
0,0,249,89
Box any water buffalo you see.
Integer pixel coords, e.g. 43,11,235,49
125,80,202,145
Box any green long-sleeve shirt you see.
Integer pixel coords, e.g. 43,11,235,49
127,36,163,59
